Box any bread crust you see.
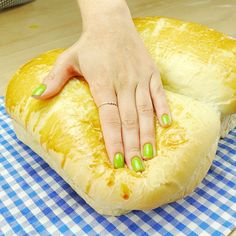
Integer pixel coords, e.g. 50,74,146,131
6,16,235,215
134,17,236,116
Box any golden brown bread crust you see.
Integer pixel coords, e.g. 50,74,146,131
6,16,235,215
134,17,236,116
5,48,221,215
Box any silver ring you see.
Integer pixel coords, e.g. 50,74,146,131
98,102,118,109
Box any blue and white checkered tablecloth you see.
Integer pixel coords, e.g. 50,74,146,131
0,96,235,236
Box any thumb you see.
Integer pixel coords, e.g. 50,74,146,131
31,55,78,100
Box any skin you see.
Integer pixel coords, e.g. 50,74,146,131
32,0,171,170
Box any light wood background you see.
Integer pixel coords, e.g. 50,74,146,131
1,0,236,96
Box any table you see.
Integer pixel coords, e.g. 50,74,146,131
1,0,236,95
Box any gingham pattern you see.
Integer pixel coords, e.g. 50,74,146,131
0,96,235,236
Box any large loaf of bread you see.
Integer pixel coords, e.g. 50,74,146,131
5,17,236,216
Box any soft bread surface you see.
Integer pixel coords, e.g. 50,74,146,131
5,58,221,215
134,17,236,117
5,17,235,216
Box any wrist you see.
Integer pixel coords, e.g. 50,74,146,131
78,0,134,33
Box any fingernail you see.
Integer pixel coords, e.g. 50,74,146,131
131,156,145,172
161,113,171,127
113,152,124,169
32,84,46,97
143,143,153,159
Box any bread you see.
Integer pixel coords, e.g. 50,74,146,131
134,17,236,118
5,17,235,216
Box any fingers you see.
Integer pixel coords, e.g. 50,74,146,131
90,84,125,169
117,86,145,172
31,53,77,100
136,82,156,160
150,72,172,128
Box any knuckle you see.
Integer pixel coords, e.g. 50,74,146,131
115,78,128,90
122,116,138,130
137,103,153,115
90,80,110,93
116,77,136,91
127,146,140,155
111,140,123,148
103,117,121,128
142,133,154,142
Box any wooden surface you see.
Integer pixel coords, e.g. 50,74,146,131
1,0,236,96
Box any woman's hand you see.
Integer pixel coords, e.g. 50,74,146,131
32,0,171,172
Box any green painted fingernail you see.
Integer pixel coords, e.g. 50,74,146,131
131,156,145,172
32,84,46,96
143,143,153,159
113,152,124,169
161,114,171,127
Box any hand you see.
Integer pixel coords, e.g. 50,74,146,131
32,2,172,172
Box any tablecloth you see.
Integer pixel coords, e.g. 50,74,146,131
0,96,235,236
